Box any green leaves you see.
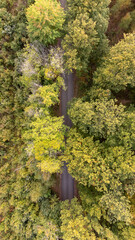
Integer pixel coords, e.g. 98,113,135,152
62,13,98,71
27,114,65,174
63,31,135,236
1,0,135,238
100,192,131,224
68,98,125,138
63,129,135,194
62,0,110,72
23,67,65,174
94,33,135,92
61,198,94,240
26,0,65,45
20,41,66,175
38,84,60,107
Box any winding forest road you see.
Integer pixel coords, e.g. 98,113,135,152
60,0,75,201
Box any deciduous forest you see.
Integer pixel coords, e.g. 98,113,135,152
0,0,135,239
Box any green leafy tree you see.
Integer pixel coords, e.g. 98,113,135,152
94,33,135,92
68,98,125,138
0,1,32,238
0,1,63,239
26,0,65,45
1,0,135,238
60,198,96,240
61,125,135,237
62,129,135,195
21,43,65,174
24,93,65,174
62,0,110,72
62,13,98,72
79,185,135,240
62,31,135,235
7,155,61,240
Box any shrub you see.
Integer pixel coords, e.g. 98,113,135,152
119,13,132,31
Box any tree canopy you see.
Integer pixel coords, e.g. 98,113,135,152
0,0,135,239
26,0,65,45
93,33,135,92
62,0,110,72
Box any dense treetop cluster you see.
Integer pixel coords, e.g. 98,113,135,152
0,0,135,239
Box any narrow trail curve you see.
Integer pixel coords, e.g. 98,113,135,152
59,0,75,201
